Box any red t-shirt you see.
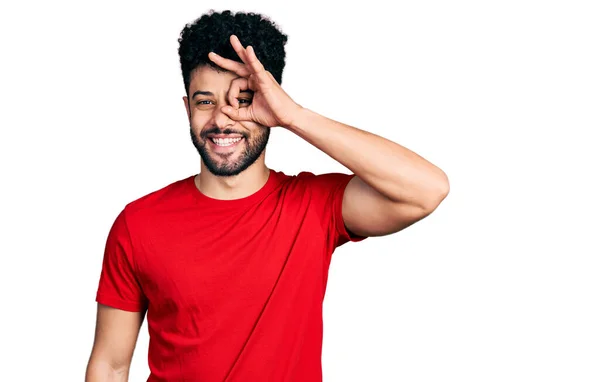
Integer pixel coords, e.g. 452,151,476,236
95,169,366,381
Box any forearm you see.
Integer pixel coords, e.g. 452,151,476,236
85,360,129,382
287,108,449,208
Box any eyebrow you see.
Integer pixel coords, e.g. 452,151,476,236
192,90,253,98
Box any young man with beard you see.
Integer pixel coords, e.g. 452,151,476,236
86,10,449,382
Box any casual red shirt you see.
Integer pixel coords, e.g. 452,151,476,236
95,169,366,381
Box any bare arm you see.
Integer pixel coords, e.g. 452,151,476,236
85,303,146,382
288,108,450,237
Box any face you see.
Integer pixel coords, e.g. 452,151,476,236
184,65,270,177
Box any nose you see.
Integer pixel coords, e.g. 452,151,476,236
212,105,235,130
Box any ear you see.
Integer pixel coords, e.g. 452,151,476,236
183,96,191,121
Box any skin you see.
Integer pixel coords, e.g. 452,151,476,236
85,305,144,381
86,34,450,380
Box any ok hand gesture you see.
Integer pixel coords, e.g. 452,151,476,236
208,35,303,129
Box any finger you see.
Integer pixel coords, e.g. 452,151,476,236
230,35,250,64
208,52,251,77
221,105,252,121
246,45,267,75
228,77,250,109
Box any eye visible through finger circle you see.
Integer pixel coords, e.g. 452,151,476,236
237,97,252,107
228,77,250,108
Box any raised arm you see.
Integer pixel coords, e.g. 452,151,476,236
85,304,146,382
208,35,449,238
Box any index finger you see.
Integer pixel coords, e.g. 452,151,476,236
208,52,251,77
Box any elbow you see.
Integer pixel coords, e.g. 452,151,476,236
438,172,450,201
86,358,130,382
422,173,450,213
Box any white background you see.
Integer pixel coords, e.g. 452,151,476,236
1,0,598,381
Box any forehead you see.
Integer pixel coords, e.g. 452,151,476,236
189,65,239,94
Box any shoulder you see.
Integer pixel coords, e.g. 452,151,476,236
120,175,195,221
294,171,355,191
276,170,354,202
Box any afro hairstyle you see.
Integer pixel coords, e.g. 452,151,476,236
178,10,288,96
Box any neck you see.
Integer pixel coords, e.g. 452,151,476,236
195,159,270,201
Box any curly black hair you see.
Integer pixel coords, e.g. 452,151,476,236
178,10,288,96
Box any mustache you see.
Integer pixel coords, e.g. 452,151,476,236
200,127,248,139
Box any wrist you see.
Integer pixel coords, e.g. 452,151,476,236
286,106,316,133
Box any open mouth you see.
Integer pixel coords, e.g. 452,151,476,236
207,135,246,152
211,137,244,147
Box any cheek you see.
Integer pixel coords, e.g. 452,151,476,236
190,114,210,132
240,120,264,131
191,111,207,124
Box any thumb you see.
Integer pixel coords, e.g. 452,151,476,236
221,106,252,122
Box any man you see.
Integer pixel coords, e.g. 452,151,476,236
86,10,449,382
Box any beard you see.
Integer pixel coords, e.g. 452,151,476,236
190,125,270,177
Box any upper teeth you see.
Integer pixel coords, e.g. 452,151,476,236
212,137,242,146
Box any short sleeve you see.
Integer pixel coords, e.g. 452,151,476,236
301,172,368,248
95,208,148,312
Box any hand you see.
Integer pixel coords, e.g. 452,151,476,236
208,35,303,129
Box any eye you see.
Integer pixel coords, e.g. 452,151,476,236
238,98,252,105
196,100,213,105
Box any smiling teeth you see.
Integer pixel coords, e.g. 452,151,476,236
212,137,242,146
